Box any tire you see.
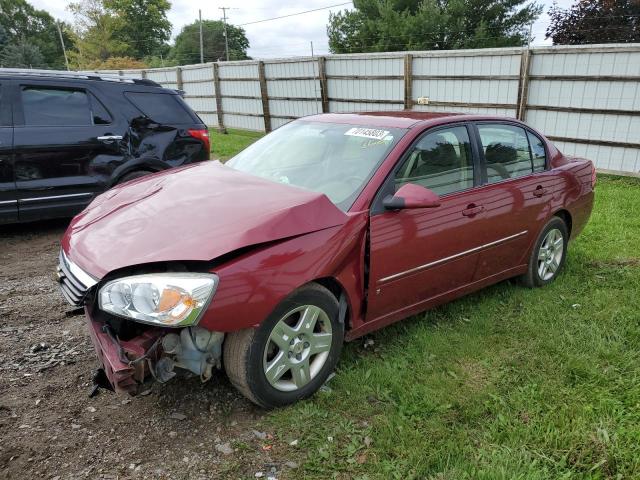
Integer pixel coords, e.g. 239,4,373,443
520,216,569,288
117,170,154,185
223,284,344,408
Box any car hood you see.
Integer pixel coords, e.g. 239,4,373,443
62,161,349,279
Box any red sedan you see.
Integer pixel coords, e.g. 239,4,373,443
58,112,595,407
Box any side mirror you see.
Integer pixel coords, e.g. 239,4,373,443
383,183,441,210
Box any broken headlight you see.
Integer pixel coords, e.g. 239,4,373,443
98,273,219,327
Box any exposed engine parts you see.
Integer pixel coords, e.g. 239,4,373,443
156,327,225,383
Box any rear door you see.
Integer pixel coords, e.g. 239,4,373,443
0,80,17,223
367,124,485,322
470,122,554,280
13,81,125,222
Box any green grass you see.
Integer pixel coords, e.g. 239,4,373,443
209,127,263,161
208,128,640,478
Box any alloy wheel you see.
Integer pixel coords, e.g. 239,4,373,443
537,228,564,281
262,305,333,392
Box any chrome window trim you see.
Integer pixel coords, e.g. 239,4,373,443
20,192,93,203
379,230,528,284
61,249,98,289
0,199,17,205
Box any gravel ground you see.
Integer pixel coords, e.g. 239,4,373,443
0,220,294,480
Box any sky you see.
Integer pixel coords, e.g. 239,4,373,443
31,0,575,59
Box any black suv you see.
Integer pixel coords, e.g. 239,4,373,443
0,69,210,224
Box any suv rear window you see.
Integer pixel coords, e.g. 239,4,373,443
125,92,195,124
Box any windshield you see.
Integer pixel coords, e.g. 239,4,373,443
227,121,406,210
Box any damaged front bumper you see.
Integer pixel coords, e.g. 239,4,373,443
86,309,224,395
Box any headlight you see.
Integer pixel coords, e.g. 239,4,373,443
99,273,219,326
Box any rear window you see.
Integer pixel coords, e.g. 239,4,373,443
125,92,195,124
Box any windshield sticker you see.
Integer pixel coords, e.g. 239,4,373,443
344,127,390,140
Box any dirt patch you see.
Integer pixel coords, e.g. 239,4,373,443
588,258,640,268
457,359,492,393
0,220,293,480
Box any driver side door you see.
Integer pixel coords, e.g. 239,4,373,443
0,81,17,223
366,124,485,324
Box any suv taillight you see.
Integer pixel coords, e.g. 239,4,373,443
188,129,210,154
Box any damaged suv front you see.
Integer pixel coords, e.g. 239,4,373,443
58,250,225,393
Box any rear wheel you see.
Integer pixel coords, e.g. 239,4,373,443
520,216,568,288
223,284,344,408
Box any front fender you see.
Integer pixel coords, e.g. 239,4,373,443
199,212,368,333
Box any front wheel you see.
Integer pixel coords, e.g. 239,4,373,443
223,284,344,408
520,216,568,288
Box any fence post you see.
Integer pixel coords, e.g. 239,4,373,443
176,66,183,90
404,53,413,110
213,63,226,134
318,56,329,113
258,61,271,133
141,70,147,79
517,49,532,121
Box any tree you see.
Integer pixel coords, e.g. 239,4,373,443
0,0,73,69
0,39,46,68
68,0,130,68
86,56,148,69
547,0,640,45
104,0,171,58
327,0,542,53
0,25,7,48
169,20,250,64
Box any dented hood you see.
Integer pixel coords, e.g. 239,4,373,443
62,161,348,279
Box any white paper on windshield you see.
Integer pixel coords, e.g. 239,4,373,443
344,127,390,140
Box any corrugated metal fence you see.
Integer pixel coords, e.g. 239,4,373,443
103,44,640,176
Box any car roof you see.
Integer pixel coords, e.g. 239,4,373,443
302,111,520,129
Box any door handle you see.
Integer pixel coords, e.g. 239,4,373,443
533,185,547,197
462,204,484,217
97,135,123,143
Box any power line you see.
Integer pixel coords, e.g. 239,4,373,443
238,2,352,27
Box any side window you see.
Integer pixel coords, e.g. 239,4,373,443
89,93,112,125
527,131,547,172
124,92,195,124
0,85,4,126
395,126,474,196
477,124,533,183
0,84,11,127
21,86,92,126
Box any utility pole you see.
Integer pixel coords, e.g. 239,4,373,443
56,22,70,71
219,7,230,61
199,9,204,64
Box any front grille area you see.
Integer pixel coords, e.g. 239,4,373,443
57,251,96,307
